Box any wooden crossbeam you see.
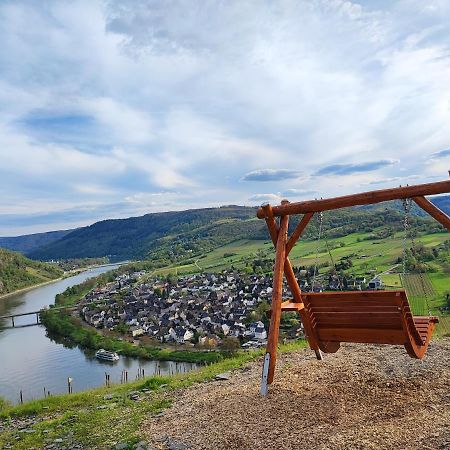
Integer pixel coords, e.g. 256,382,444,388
412,196,450,231
257,180,450,218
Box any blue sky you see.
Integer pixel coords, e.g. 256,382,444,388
0,0,449,236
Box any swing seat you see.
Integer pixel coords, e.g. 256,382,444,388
286,290,439,359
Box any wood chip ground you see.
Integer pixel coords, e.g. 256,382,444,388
142,339,450,450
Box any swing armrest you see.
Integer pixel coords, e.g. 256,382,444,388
267,300,304,317
281,301,305,312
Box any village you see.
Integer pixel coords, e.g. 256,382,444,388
76,268,380,349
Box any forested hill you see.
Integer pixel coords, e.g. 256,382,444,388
3,195,448,263
0,248,63,296
0,229,73,254
28,206,259,261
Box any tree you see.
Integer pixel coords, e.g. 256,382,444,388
220,336,240,354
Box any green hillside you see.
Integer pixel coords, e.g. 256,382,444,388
0,248,63,296
29,206,261,261
27,199,448,264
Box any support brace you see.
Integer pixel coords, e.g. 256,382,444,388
261,205,322,395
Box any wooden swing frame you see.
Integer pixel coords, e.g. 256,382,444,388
258,178,450,396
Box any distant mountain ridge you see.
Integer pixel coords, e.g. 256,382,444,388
0,229,73,255
2,195,449,263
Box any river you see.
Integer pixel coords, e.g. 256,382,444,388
0,265,199,404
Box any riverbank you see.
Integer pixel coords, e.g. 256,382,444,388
0,263,118,302
0,277,63,301
42,308,226,364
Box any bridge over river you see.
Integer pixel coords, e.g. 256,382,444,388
0,306,75,328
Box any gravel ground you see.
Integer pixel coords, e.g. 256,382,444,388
143,340,450,450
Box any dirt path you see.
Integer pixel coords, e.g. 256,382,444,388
143,340,450,450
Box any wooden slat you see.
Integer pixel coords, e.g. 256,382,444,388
317,322,403,330
317,328,406,345
312,312,401,321
309,306,401,312
305,298,402,307
304,290,405,296
303,290,405,299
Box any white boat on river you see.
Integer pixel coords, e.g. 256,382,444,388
95,349,120,361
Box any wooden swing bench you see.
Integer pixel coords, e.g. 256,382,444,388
258,178,450,396
282,291,438,358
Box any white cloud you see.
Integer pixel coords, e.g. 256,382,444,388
1,0,450,233
242,169,302,182
248,193,282,204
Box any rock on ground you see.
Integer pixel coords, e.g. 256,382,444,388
142,339,450,450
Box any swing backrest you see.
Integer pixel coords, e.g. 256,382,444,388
301,290,432,346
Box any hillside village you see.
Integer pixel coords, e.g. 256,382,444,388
75,269,378,349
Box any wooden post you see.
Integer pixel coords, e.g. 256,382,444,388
261,209,289,395
262,207,322,357
12,317,14,327
20,390,23,404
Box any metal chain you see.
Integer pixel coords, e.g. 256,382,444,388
324,228,343,290
311,212,323,291
402,198,432,315
402,198,411,276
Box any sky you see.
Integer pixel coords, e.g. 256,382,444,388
0,0,450,236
